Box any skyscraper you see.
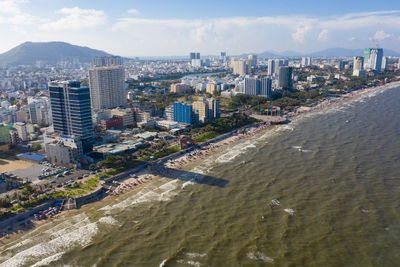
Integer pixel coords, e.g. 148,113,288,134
190,52,200,60
173,102,198,125
364,48,383,71
301,57,312,67
232,59,249,76
244,77,272,97
89,65,126,110
49,81,94,153
267,59,275,76
353,56,364,71
248,54,258,67
381,56,388,71
278,67,293,91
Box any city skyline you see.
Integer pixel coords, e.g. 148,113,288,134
0,0,400,56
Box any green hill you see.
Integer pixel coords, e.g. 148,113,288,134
0,41,112,66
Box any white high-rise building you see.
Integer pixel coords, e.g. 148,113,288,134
248,54,258,67
353,56,364,71
381,56,388,71
301,57,312,67
267,59,275,76
89,65,126,110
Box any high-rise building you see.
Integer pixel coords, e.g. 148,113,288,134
244,77,272,97
364,48,383,71
381,56,388,71
260,78,272,97
353,56,365,76
301,57,312,67
173,102,198,125
232,59,249,76
192,99,209,123
206,83,220,95
221,52,226,57
190,52,200,60
248,54,258,67
14,122,28,142
267,59,275,76
278,67,293,91
207,98,220,121
49,81,94,153
353,56,364,71
88,65,126,109
91,56,123,67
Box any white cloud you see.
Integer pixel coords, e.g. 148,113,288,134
348,36,357,41
127,9,140,15
40,7,106,31
372,30,393,41
292,24,312,42
318,29,328,41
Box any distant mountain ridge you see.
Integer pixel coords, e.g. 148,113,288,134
0,41,112,66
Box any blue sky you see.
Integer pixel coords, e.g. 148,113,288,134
1,0,400,56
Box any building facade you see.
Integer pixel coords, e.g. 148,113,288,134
89,65,126,109
49,81,94,153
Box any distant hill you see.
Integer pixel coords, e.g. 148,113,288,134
256,48,400,58
0,41,112,66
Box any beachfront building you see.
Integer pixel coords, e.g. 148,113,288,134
173,102,199,125
278,67,293,91
364,48,383,72
49,80,94,153
244,77,272,97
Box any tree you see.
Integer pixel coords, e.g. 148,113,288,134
31,144,42,151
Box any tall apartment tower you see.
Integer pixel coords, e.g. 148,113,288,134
267,59,275,76
248,54,258,67
353,56,364,71
232,59,249,76
244,77,272,97
278,67,293,91
88,65,126,110
49,81,94,153
190,52,200,60
363,48,383,71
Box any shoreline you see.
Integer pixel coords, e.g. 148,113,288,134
1,80,399,246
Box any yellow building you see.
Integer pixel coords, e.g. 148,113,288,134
206,83,220,95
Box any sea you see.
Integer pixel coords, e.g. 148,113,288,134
1,85,400,267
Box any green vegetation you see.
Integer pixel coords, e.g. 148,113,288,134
191,113,259,140
194,131,219,142
139,144,181,161
31,143,42,151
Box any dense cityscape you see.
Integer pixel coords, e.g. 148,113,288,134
0,46,398,223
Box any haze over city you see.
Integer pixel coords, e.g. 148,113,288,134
1,0,400,56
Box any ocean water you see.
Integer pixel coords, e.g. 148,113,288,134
1,85,400,267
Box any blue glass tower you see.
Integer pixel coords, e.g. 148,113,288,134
173,102,198,125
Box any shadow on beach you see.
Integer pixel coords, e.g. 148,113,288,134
0,218,36,244
151,166,229,188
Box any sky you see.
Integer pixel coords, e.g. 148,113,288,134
1,0,400,56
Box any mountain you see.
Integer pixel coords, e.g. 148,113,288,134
0,41,112,66
256,48,400,58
